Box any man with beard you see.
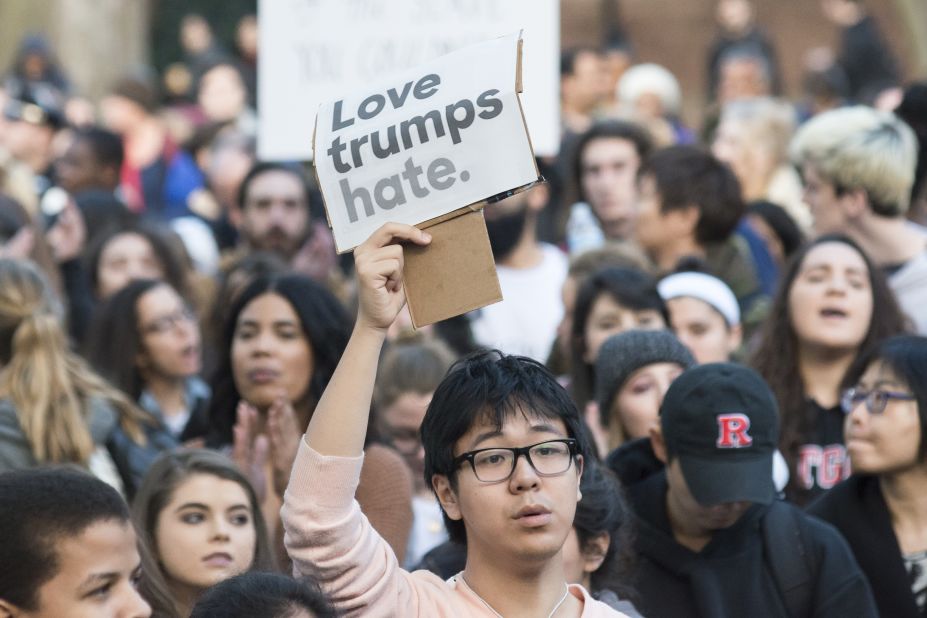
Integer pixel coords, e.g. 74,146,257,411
469,183,567,361
232,161,339,284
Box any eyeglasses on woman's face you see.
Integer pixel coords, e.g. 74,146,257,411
841,387,915,415
141,306,196,335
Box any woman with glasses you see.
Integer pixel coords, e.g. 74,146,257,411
808,335,927,618
88,279,210,443
751,235,907,504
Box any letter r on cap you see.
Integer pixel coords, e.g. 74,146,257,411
716,413,753,448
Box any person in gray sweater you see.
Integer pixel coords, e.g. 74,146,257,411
0,258,173,496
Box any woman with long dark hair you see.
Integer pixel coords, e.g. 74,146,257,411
751,234,907,504
88,279,209,443
207,273,412,564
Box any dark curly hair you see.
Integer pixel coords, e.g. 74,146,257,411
206,273,351,446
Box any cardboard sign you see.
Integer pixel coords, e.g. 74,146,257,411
403,208,501,327
313,32,538,253
258,0,559,160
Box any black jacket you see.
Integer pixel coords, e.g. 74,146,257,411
788,399,849,506
605,437,662,487
626,470,877,618
838,16,900,103
808,475,923,618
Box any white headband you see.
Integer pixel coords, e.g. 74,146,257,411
658,272,741,327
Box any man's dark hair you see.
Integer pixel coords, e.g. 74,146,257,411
574,462,637,599
748,200,804,259
236,161,311,212
74,126,124,170
421,350,592,544
572,120,653,202
0,467,130,611
895,82,927,205
560,46,599,77
639,145,745,245
190,572,337,618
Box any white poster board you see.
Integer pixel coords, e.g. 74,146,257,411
314,33,538,253
258,0,559,160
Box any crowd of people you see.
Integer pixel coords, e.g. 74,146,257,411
1,0,926,616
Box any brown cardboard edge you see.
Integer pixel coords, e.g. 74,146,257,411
516,94,539,178
513,34,539,178
311,113,335,232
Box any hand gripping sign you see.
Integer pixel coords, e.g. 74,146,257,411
313,32,541,327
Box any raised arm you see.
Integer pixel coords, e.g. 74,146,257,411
304,223,431,456
283,224,434,615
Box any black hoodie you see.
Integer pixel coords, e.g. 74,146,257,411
610,440,878,618
808,475,924,618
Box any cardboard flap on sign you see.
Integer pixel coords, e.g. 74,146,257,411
404,208,499,328
404,177,543,327
312,32,539,326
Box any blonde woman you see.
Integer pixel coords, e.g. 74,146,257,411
712,97,811,232
0,258,175,496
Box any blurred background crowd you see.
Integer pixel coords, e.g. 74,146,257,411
0,0,926,616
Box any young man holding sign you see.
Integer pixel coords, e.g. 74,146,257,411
282,223,626,616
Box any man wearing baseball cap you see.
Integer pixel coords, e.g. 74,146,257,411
626,363,877,617
2,94,65,195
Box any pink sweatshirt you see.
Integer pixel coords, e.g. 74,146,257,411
282,440,629,617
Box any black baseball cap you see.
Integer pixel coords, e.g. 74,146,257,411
660,363,779,506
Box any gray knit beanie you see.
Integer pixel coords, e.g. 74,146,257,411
595,329,695,424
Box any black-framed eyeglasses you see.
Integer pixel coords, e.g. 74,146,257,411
841,387,915,415
141,306,196,335
453,438,578,483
